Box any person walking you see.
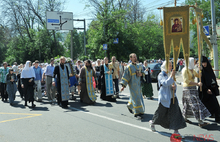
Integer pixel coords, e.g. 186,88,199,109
0,62,10,102
6,69,17,106
182,57,211,127
21,61,36,108
100,57,116,102
110,56,120,98
142,61,154,99
33,60,43,102
79,60,97,105
199,56,220,123
149,61,186,137
43,58,56,103
121,53,145,119
52,56,70,108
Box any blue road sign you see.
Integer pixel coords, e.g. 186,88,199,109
203,26,209,36
48,19,59,23
113,38,119,44
103,44,107,50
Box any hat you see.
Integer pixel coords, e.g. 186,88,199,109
35,60,39,63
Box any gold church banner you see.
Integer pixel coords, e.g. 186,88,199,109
163,6,190,71
195,8,213,64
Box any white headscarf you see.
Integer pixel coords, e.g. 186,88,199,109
161,61,168,72
21,61,36,79
181,57,195,74
188,57,195,70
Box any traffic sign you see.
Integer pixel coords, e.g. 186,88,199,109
203,26,209,36
46,11,73,30
113,38,119,44
103,44,107,50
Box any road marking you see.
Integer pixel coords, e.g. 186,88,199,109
69,107,153,132
0,112,42,123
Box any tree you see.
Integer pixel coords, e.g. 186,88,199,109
85,0,164,61
0,0,67,64
185,0,220,58
64,30,85,60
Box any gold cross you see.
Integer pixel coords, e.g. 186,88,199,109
185,53,189,57
166,54,169,57
174,46,179,52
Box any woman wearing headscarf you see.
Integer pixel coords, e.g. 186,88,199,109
182,57,211,127
6,69,17,106
199,56,220,123
142,60,154,99
17,66,24,99
149,61,186,137
21,61,36,108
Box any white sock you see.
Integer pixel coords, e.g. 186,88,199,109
174,130,179,134
198,120,204,124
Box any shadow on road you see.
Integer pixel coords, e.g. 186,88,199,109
116,100,128,105
141,113,154,122
11,103,26,109
29,106,49,111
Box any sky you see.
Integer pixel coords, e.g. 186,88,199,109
63,0,186,30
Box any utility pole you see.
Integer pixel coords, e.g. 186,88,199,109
73,19,86,57
84,19,87,56
71,30,73,59
210,0,219,77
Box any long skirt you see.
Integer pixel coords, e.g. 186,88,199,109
152,97,186,130
23,78,35,102
142,83,153,97
182,86,211,120
6,82,17,104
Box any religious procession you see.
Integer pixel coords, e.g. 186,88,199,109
0,0,220,142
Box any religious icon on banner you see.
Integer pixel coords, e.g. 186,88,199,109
163,6,190,71
171,17,183,33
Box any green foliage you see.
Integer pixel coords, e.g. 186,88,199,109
3,28,65,65
85,2,164,62
63,30,84,60
185,0,220,57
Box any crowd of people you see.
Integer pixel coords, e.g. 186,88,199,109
0,53,219,138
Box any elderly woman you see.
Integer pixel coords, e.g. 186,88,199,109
6,69,17,106
182,57,211,127
21,61,36,108
149,61,186,137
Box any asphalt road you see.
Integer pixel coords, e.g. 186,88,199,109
0,82,220,142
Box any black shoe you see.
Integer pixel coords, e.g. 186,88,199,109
31,104,36,108
62,105,68,109
116,95,120,99
25,103,27,106
210,114,215,118
215,118,220,123
134,114,143,120
71,96,76,100
10,103,13,106
127,107,133,114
